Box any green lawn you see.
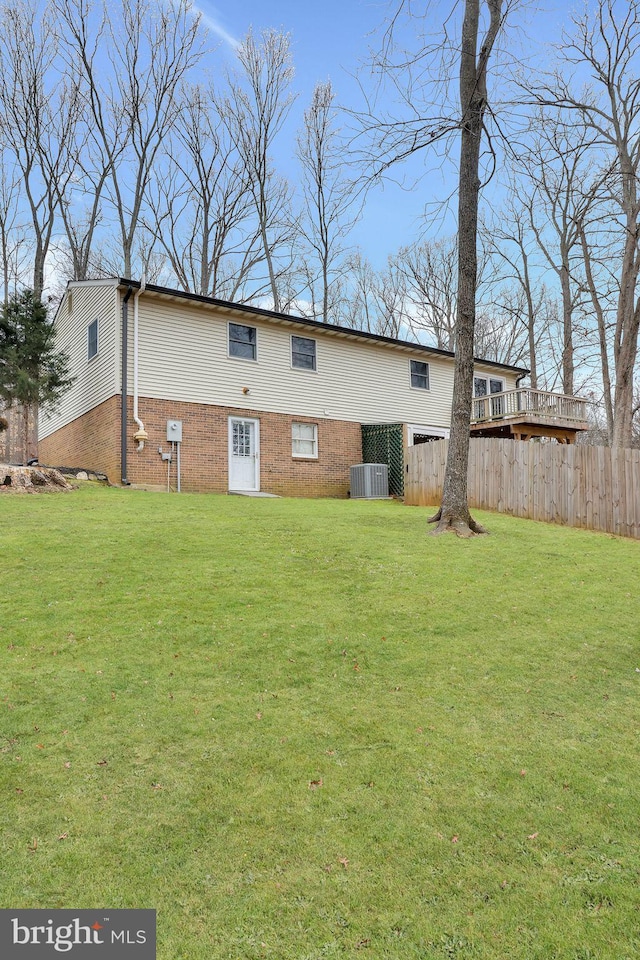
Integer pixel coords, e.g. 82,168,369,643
1,485,639,959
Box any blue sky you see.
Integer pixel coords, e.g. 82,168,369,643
190,0,574,266
196,0,385,99
197,0,412,265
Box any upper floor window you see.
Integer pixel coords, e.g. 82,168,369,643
474,375,505,416
87,318,98,360
410,359,430,390
229,322,257,360
474,376,504,397
291,335,317,371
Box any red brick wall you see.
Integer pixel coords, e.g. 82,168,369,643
39,395,363,497
39,395,121,480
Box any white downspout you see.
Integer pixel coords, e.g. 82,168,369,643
133,275,149,451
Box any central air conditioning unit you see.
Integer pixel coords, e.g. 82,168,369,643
349,463,389,499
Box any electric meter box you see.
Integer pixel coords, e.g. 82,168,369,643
166,420,183,442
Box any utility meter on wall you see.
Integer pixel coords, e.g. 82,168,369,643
167,420,183,443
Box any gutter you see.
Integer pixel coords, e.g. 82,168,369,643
132,276,148,450
115,278,528,378
121,285,133,484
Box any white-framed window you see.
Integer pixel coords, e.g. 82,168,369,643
87,318,98,360
410,359,430,389
474,375,504,397
229,322,257,360
408,424,449,444
292,422,318,459
474,375,505,417
291,335,317,371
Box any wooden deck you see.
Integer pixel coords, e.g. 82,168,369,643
470,388,590,443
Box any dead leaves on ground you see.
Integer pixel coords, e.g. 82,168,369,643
323,856,350,873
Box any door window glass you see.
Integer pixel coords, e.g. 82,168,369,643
233,421,252,456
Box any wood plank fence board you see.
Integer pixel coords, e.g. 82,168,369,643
405,439,640,540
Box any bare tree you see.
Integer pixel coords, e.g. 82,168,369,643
578,219,615,438
339,252,379,331
0,155,28,304
145,84,269,299
474,282,548,370
358,0,511,534
51,0,114,281
0,0,81,298
485,200,546,386
512,113,598,396
337,252,405,337
297,80,358,322
533,0,640,447
394,237,459,350
58,0,204,280
371,258,406,338
430,0,505,536
225,29,297,311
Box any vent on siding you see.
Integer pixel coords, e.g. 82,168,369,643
350,463,389,499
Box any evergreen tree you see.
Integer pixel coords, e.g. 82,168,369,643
0,289,74,462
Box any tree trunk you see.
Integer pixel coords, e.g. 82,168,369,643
27,401,38,463
33,244,45,303
612,296,640,447
430,0,502,536
580,226,614,440
611,215,640,447
559,259,574,395
521,250,538,388
21,401,29,463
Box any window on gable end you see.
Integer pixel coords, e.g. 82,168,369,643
88,318,98,360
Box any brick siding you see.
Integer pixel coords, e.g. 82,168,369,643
39,395,121,480
39,394,363,497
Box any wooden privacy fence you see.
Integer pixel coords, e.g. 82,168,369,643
405,438,640,539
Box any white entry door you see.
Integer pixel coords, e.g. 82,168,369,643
228,417,260,491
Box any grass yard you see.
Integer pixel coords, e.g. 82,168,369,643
1,485,639,959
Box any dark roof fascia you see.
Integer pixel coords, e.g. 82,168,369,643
115,277,529,377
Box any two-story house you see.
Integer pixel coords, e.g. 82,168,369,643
38,278,527,496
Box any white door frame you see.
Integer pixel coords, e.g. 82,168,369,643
228,416,260,492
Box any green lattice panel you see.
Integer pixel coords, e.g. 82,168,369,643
361,424,404,496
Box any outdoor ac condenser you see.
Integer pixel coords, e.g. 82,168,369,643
349,463,389,499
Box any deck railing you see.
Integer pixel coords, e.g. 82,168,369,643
471,388,589,424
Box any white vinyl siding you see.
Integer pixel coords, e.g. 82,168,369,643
41,282,521,441
133,294,512,429
39,281,119,440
